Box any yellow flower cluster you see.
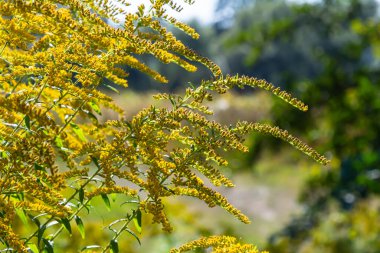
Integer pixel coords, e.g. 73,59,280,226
86,185,137,200
0,220,27,253
170,235,269,253
0,0,328,251
238,122,330,165
208,74,309,111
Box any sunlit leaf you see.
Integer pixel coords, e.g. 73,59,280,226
27,243,39,253
133,209,142,233
81,245,102,252
88,101,102,115
70,123,87,142
104,84,119,94
15,208,28,226
46,220,59,228
54,136,63,148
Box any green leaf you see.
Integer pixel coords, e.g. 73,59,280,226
168,95,176,107
88,101,102,115
101,193,111,211
79,188,85,204
110,240,119,253
61,218,72,234
133,209,142,233
46,220,59,228
108,218,127,229
28,214,41,228
34,163,47,173
24,115,31,130
91,156,100,168
75,216,85,239
42,238,54,253
54,136,63,148
86,111,98,124
16,208,29,226
125,228,141,245
104,84,119,94
70,123,87,142
0,151,8,158
27,243,39,253
120,200,139,206
81,245,102,252
37,225,46,246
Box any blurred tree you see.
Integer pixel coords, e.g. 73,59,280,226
218,0,380,252
214,0,255,28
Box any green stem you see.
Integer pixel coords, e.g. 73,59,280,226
102,211,137,253
0,41,8,56
24,161,102,245
56,99,87,136
50,182,105,241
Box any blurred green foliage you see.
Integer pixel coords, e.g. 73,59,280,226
216,0,380,252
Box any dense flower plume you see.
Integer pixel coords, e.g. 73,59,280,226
0,0,328,252
170,235,269,253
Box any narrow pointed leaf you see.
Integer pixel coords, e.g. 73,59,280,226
101,193,111,211
86,111,98,123
24,115,31,130
79,188,85,204
91,156,100,168
110,240,119,253
46,220,59,228
37,225,46,246
125,228,141,245
27,243,39,253
81,245,102,252
42,239,54,253
104,84,119,94
88,101,102,115
75,216,85,239
61,218,72,234
15,208,28,226
133,209,142,233
28,214,41,228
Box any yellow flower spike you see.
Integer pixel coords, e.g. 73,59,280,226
170,236,268,253
246,122,330,165
210,74,309,111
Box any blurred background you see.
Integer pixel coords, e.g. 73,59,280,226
58,0,380,252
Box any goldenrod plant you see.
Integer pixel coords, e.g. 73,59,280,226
170,235,269,253
0,0,328,252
